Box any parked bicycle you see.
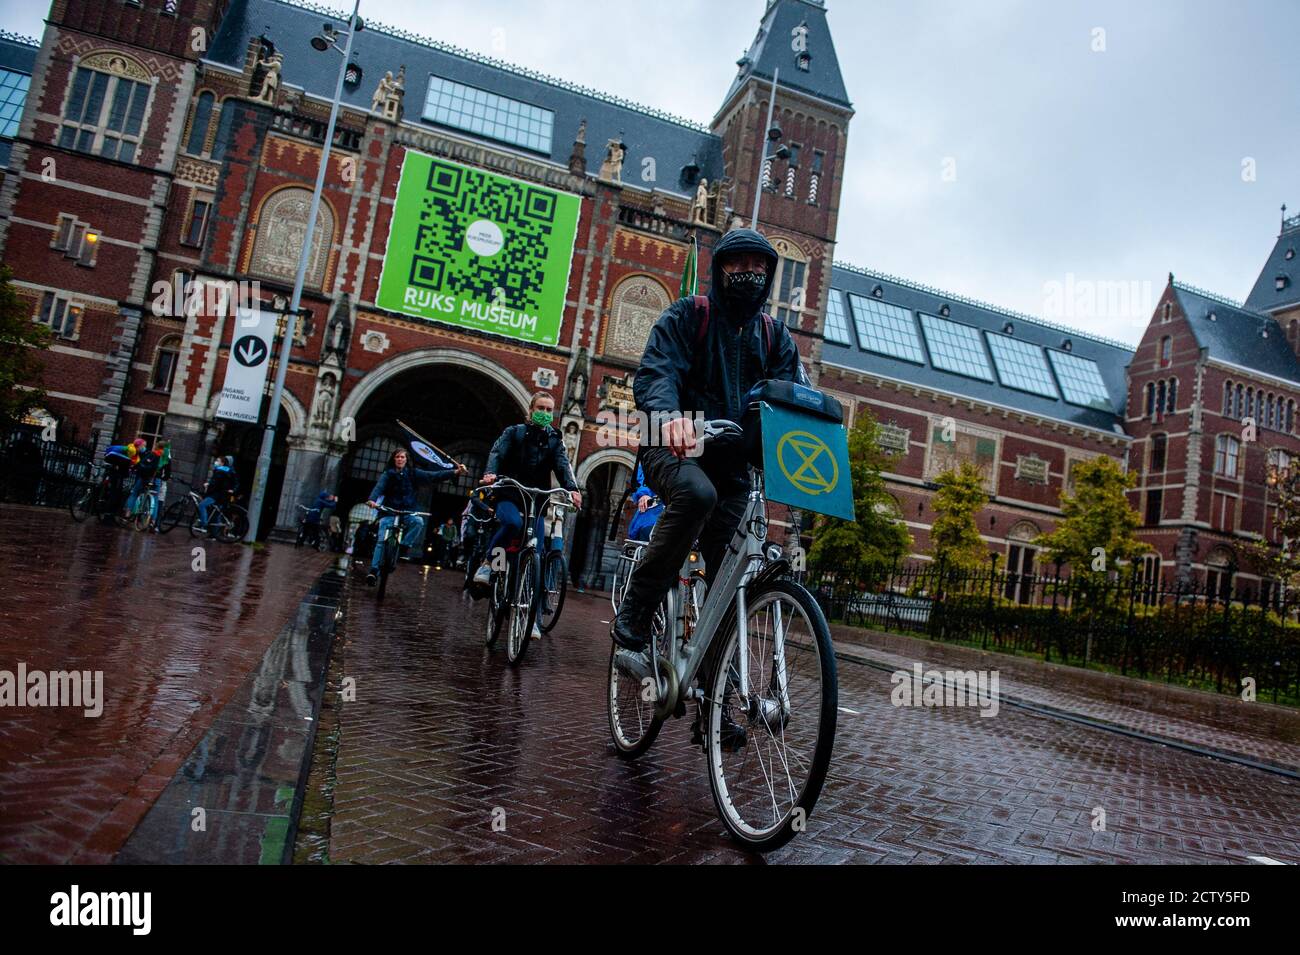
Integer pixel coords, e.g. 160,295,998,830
607,419,837,852
370,505,431,600
480,477,575,666
68,466,123,525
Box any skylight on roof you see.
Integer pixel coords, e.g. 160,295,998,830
422,74,553,154
824,289,852,345
985,333,1058,399
1047,349,1111,409
847,294,924,363
918,312,993,381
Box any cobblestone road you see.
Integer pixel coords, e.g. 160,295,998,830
318,565,1300,864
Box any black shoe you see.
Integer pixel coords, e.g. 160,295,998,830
365,572,378,586
611,595,654,652
691,701,748,752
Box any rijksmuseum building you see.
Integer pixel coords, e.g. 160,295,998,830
2,0,1300,593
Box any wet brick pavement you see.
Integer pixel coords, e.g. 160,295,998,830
829,625,1300,773
316,565,1300,864
0,506,332,863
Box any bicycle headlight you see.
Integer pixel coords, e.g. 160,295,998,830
765,542,783,562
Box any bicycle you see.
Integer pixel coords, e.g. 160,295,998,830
461,508,495,591
69,466,121,524
370,505,431,600
295,504,328,551
537,501,575,635
607,419,838,852
167,487,248,543
126,482,162,532
479,478,576,666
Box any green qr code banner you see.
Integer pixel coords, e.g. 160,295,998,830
376,150,581,346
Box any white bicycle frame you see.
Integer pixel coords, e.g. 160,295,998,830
617,443,792,718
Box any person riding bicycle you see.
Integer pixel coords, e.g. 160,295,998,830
626,462,663,543
365,447,465,585
124,440,168,527
198,456,240,533
102,439,141,519
459,487,494,588
472,391,583,637
611,227,809,742
300,490,337,546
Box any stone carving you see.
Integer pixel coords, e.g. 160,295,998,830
605,277,670,361
253,49,283,105
691,179,709,224
312,374,337,428
562,420,581,463
567,118,587,176
599,138,625,184
599,374,636,411
371,65,405,121
361,330,390,353
1015,454,1049,485
250,188,334,287
532,367,558,390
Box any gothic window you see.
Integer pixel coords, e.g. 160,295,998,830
1149,433,1167,473
1214,434,1240,477
185,91,215,156
149,335,181,392
249,188,335,289
766,236,808,327
604,275,670,362
1235,383,1244,419
1166,377,1177,413
1223,380,1233,416
59,53,152,162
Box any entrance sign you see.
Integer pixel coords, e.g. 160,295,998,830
215,308,278,423
376,151,581,346
760,400,855,521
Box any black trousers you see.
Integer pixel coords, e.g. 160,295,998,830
624,445,750,611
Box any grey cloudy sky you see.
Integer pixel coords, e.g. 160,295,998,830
5,0,1297,343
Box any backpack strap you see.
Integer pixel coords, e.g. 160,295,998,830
761,312,773,360
693,295,710,347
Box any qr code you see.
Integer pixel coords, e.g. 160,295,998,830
408,158,559,312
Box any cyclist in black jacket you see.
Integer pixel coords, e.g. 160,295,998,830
471,392,582,635
612,227,806,652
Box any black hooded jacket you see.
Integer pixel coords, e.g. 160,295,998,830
633,228,808,426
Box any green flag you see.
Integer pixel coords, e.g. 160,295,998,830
679,234,698,298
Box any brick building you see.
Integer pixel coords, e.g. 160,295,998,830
0,0,1295,592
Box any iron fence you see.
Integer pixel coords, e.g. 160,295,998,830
0,426,96,508
808,560,1300,705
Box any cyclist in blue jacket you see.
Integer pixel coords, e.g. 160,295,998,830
627,462,663,542
365,447,465,585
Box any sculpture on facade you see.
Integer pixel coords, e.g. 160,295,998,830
598,138,625,184
253,49,283,105
691,178,710,224
371,65,406,121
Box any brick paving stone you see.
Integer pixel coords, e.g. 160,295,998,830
0,506,331,863
311,563,1300,863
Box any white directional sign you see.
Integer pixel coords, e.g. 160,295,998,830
215,308,278,423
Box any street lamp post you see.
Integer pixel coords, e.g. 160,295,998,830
245,0,362,542
749,68,788,228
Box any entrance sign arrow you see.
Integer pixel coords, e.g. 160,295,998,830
216,308,279,424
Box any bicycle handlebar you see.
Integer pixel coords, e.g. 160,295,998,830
375,505,432,517
482,477,578,502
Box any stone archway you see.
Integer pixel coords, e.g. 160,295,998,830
571,449,636,590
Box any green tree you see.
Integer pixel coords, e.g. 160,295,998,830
1034,454,1148,586
0,267,51,430
1247,452,1300,591
929,461,989,572
806,407,912,579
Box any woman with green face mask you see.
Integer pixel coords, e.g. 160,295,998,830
474,393,584,635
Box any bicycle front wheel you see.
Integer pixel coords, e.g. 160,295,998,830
485,566,507,647
704,579,837,853
607,598,670,759
506,548,541,666
159,498,190,534
538,552,567,634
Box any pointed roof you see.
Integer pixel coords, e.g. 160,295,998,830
1244,210,1300,315
721,0,852,113
1173,282,1300,383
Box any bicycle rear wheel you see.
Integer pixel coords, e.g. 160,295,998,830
159,497,189,534
538,552,567,634
704,579,837,853
505,548,541,666
376,532,397,600
69,484,97,522
607,598,670,759
133,503,152,532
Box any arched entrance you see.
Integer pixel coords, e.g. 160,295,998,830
571,451,635,590
339,355,525,556
208,394,301,540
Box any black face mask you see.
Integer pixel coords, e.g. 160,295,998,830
722,269,768,315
